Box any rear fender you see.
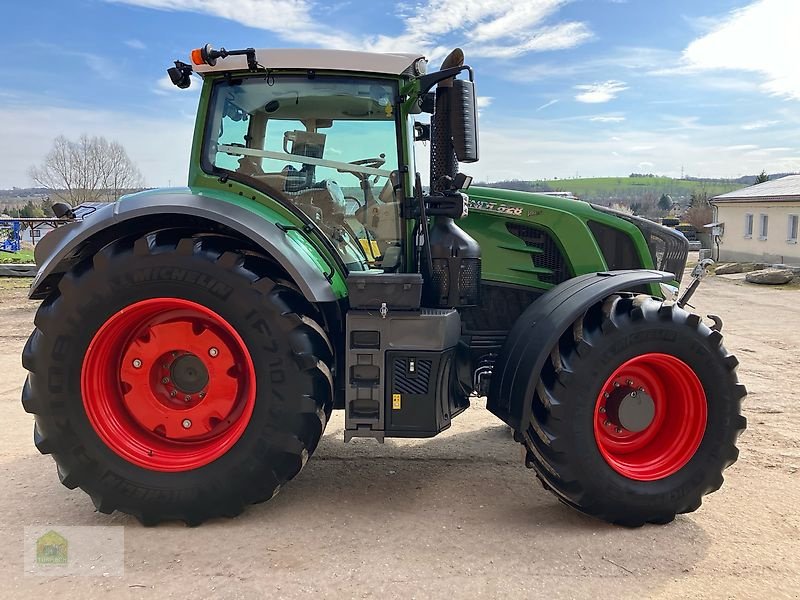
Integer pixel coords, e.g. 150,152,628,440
29,191,342,303
487,270,674,431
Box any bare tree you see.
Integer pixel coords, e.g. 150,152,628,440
29,135,144,206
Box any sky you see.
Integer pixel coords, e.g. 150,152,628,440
0,0,798,188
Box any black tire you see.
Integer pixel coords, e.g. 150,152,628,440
22,231,334,525
521,294,747,526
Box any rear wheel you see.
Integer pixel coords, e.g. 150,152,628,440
522,295,746,526
22,231,334,525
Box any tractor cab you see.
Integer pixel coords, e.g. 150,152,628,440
204,74,403,271
178,45,479,280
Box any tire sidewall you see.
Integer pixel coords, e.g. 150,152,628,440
42,246,317,490
563,311,739,508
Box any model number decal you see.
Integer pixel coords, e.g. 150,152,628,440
466,199,524,216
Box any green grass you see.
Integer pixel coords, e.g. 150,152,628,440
0,248,34,264
484,176,746,204
541,177,743,198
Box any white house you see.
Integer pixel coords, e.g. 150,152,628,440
711,175,800,265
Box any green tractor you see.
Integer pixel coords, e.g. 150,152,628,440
22,45,746,526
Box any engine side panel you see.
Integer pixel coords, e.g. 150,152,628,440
461,187,658,288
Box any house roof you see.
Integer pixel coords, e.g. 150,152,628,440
193,49,427,77
713,175,800,203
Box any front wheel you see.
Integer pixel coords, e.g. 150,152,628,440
522,295,747,526
22,232,333,525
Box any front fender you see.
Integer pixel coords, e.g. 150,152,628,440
487,269,674,431
29,191,343,303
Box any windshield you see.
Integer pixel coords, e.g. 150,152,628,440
204,76,403,271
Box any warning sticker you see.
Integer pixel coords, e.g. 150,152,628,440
392,393,402,410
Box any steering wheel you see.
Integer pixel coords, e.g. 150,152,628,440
348,155,386,169
337,154,386,179
344,195,364,210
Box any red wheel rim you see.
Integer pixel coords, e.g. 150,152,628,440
81,298,256,472
593,353,707,481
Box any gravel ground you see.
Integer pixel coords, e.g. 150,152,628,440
0,273,798,599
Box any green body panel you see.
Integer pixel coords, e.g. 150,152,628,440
120,185,348,299
461,186,662,295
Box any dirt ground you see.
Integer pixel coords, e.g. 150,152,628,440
0,271,798,600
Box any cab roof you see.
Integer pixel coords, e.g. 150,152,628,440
193,48,427,77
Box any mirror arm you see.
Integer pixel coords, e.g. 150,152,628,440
417,65,474,94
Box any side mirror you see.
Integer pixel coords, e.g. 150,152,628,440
413,122,431,142
449,79,478,163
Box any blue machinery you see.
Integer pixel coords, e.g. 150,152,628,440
0,219,22,253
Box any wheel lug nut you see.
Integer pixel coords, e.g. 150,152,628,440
162,377,170,384
182,419,192,429
604,420,611,427
162,363,169,369
626,379,633,386
615,427,622,433
603,392,610,399
209,347,219,358
170,390,177,398
184,395,191,402
631,391,637,397
199,392,205,399
599,407,606,414
132,359,142,369
613,382,620,388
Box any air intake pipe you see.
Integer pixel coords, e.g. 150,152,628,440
424,49,481,308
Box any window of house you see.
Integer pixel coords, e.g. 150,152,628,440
744,213,753,238
788,214,799,244
759,214,769,240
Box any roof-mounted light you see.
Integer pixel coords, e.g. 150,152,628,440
189,44,260,71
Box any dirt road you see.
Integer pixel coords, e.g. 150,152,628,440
1,274,798,599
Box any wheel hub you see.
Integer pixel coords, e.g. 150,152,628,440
170,354,209,394
603,384,655,433
81,298,256,472
593,353,707,481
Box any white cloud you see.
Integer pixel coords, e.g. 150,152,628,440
476,96,493,109
106,0,592,61
125,38,147,50
154,73,200,95
536,99,558,111
589,114,625,123
742,120,780,131
470,22,592,58
450,114,800,183
682,0,800,99
574,80,628,103
0,102,195,188
107,0,357,49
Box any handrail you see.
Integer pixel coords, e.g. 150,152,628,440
218,145,393,178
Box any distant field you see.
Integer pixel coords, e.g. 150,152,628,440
0,249,34,264
483,176,747,204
